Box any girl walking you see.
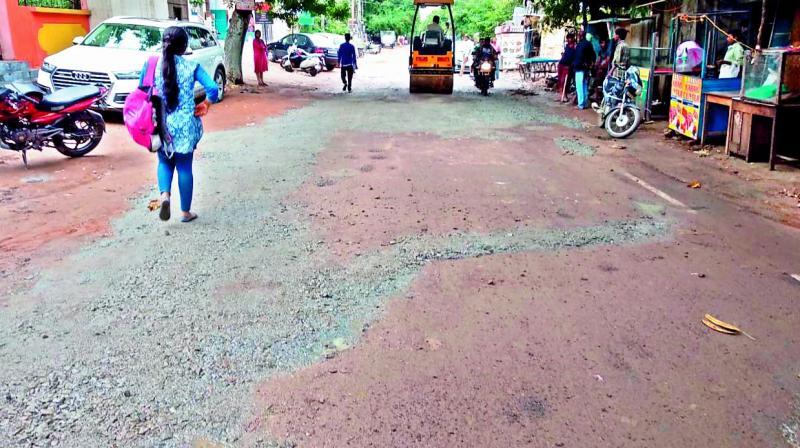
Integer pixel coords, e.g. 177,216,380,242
147,26,219,223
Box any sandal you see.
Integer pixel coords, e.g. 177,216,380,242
159,199,171,221
181,213,198,223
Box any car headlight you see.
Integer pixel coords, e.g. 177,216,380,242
41,62,57,73
114,71,141,80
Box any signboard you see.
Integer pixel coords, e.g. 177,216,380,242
235,0,255,10
637,68,650,110
254,11,272,24
495,31,525,71
668,74,703,140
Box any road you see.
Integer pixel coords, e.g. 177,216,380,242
1,48,799,448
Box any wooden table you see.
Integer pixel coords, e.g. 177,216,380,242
727,98,800,170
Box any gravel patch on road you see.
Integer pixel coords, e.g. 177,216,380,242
0,94,663,447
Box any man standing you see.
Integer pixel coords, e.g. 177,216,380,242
338,33,358,93
556,33,576,102
573,30,596,109
719,31,745,78
611,27,630,78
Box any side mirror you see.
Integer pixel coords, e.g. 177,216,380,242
72,36,84,45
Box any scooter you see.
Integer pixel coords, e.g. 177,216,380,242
0,82,106,167
592,66,643,139
281,48,324,77
474,58,495,96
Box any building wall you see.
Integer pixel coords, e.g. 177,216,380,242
0,0,90,67
85,0,169,28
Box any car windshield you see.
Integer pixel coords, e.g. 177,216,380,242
82,23,163,52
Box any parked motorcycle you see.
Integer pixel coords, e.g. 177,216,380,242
366,41,382,55
592,66,643,139
0,83,106,167
474,58,495,96
281,48,325,77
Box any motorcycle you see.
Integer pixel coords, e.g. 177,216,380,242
281,47,324,77
474,58,495,96
0,83,106,167
366,41,382,55
592,66,643,139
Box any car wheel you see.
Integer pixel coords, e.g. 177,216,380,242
326,64,336,71
214,67,226,102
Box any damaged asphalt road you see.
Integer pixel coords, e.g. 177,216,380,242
1,84,799,448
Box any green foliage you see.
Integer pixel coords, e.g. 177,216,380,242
532,0,639,28
365,0,415,35
189,0,204,7
364,0,516,38
452,0,517,38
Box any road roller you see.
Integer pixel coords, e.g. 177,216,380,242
409,0,455,94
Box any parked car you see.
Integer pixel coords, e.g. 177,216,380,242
313,33,365,58
36,17,226,111
267,33,338,71
380,31,397,48
454,39,474,73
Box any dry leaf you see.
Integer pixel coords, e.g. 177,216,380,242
147,199,160,211
703,314,756,340
687,181,702,189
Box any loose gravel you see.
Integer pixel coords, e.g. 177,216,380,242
0,93,665,447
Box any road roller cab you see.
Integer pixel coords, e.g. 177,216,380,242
409,0,455,94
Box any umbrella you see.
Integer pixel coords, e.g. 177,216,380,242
676,41,704,72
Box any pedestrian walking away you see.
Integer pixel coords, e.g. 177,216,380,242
338,33,358,93
142,26,219,223
573,30,596,109
253,29,269,87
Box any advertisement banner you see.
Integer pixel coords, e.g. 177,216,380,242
668,74,703,140
235,0,255,10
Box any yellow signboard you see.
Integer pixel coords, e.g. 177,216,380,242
669,74,703,140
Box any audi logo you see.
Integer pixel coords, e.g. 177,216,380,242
71,71,91,81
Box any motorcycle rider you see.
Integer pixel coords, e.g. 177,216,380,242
472,37,498,85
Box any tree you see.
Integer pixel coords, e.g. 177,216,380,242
532,0,640,28
223,0,348,84
452,0,517,38
364,0,414,36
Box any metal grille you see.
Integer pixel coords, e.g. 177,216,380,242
52,69,112,90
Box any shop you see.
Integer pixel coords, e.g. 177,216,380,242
726,0,800,170
667,10,753,142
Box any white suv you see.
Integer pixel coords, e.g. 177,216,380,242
37,17,226,111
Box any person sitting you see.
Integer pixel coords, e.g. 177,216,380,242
427,15,444,34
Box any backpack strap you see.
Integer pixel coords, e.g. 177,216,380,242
142,55,159,89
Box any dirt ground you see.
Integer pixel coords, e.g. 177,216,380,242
1,48,799,447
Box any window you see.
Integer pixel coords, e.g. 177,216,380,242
187,28,204,51
296,35,311,48
196,28,216,48
81,23,163,52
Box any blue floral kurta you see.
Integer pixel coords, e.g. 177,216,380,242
141,56,219,154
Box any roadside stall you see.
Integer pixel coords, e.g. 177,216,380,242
588,16,671,121
726,0,800,170
667,11,753,143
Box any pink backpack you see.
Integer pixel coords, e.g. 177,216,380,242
123,56,159,151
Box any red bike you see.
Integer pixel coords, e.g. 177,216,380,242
0,83,106,167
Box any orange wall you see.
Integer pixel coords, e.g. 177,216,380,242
1,0,90,68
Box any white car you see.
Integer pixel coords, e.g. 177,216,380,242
37,17,226,111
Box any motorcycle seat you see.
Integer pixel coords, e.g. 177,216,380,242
37,85,100,112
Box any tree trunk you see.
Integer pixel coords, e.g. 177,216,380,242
224,9,252,85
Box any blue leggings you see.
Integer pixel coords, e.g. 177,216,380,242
157,150,193,212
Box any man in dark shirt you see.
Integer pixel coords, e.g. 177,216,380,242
338,33,358,92
557,33,576,102
572,30,596,109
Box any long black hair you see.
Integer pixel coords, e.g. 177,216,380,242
161,26,189,112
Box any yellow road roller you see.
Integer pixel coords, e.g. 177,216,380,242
409,0,455,94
